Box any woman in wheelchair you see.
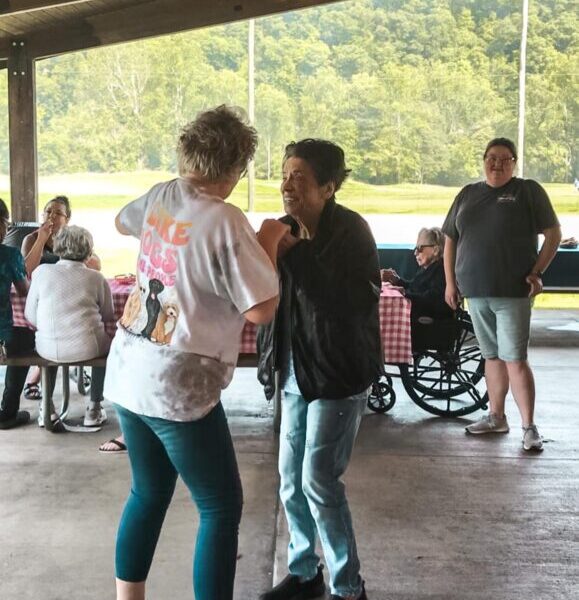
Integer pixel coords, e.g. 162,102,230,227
370,226,486,419
381,226,452,321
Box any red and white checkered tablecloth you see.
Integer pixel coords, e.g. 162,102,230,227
233,284,413,364
10,280,412,364
380,283,413,364
11,278,259,354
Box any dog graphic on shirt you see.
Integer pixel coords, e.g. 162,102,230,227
141,279,165,340
120,283,146,330
151,302,179,345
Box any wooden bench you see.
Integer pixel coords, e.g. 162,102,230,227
0,353,107,433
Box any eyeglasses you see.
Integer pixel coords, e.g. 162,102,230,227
414,244,436,253
484,156,516,166
43,208,67,218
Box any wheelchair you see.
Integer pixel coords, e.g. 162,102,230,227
368,307,488,418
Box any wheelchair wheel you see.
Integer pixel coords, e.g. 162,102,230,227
367,375,396,414
400,314,488,417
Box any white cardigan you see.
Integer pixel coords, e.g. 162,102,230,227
25,260,114,362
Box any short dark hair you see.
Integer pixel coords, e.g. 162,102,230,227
44,195,71,218
0,198,9,243
283,139,351,193
484,138,518,161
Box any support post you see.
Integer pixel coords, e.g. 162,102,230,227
247,18,255,212
8,40,38,222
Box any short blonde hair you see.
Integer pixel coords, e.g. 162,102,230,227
53,225,93,261
177,105,258,181
418,227,445,258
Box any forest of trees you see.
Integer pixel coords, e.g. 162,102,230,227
0,0,576,185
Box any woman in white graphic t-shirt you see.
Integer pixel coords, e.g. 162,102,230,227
104,105,287,600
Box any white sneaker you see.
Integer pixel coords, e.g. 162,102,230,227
465,413,510,435
84,404,107,427
522,424,543,452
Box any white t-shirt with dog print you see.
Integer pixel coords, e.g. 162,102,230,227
104,178,278,421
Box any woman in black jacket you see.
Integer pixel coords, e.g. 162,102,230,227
257,139,382,600
381,227,452,320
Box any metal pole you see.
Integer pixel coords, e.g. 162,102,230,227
247,18,255,212
517,0,529,177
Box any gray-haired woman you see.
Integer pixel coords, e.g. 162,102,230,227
103,105,286,600
24,225,113,426
381,226,452,319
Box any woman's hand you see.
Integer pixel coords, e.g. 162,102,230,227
277,230,300,257
257,219,291,267
381,268,399,284
85,253,102,271
36,220,53,246
526,273,543,297
257,219,290,247
445,282,461,310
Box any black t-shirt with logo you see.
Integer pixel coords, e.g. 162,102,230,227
442,178,559,297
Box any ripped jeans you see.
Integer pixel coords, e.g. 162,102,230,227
279,390,367,598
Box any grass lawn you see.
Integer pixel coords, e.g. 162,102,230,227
2,172,578,308
1,172,577,215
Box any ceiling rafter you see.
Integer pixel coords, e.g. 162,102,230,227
0,0,343,62
0,0,94,17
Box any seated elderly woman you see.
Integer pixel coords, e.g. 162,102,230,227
24,225,113,427
381,226,452,320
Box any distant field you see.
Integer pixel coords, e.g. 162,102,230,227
2,172,577,309
0,172,577,215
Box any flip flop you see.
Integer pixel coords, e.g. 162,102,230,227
23,383,42,401
99,438,127,454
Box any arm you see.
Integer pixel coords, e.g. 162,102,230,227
256,219,290,270
241,219,287,324
115,213,132,236
243,296,279,325
405,262,449,316
443,235,460,310
98,278,115,322
14,278,29,297
85,252,102,271
22,226,51,277
526,225,562,297
24,274,40,327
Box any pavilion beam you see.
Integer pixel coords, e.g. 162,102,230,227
0,0,94,17
0,0,343,61
8,40,37,221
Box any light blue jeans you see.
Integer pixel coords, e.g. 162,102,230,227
279,390,367,597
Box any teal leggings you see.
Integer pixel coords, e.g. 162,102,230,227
114,402,243,600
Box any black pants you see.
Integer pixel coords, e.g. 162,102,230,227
0,328,57,421
0,327,105,421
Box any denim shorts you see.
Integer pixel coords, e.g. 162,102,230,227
467,297,532,361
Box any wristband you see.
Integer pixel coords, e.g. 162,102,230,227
530,271,543,278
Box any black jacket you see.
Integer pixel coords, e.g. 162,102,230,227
400,259,453,320
257,199,384,401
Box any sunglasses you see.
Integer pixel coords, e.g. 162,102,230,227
413,244,436,253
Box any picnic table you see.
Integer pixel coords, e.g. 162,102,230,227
9,280,412,431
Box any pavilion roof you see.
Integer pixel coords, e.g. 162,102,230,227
0,0,341,64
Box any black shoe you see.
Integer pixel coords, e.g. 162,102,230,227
0,411,31,430
259,565,325,600
330,580,367,600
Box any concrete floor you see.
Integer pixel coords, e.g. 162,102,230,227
1,311,578,600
